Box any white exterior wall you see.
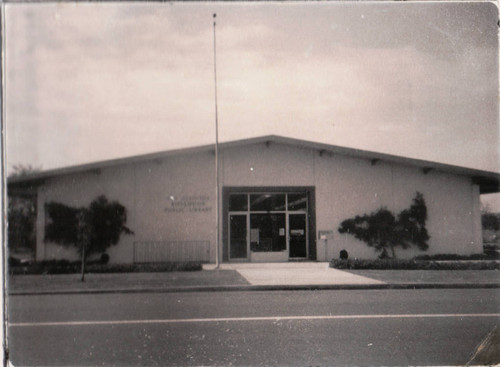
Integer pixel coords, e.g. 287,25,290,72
38,152,215,263
221,143,315,186
313,151,481,260
471,184,483,250
314,153,395,260
133,153,215,261
37,165,136,262
35,141,483,263
220,142,481,260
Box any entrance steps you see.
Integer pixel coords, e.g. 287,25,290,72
203,262,384,286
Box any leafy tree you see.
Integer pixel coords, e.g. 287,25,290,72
44,195,133,281
86,196,133,254
7,164,41,259
8,196,36,255
482,213,500,232
480,202,500,246
395,192,429,252
338,192,429,258
338,208,399,258
9,164,42,179
44,202,79,245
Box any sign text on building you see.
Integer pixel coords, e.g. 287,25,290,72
165,195,212,213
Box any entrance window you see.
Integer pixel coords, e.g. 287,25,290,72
229,194,248,211
287,193,307,211
289,213,307,257
250,194,286,211
250,214,286,252
227,190,311,261
229,214,248,259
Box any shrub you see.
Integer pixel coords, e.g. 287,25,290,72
339,249,349,260
338,192,429,258
414,252,500,261
484,244,499,251
330,258,499,270
8,257,21,267
44,196,133,281
100,253,110,264
8,191,37,257
482,213,500,231
9,260,203,275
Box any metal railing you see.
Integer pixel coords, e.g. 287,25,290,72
133,240,210,263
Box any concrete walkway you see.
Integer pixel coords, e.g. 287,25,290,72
203,262,384,286
7,263,500,295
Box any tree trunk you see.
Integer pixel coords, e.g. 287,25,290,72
77,209,88,282
390,245,396,259
80,243,86,282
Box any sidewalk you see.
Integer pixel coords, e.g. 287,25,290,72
7,262,500,295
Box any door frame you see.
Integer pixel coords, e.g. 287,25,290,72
223,186,316,262
288,212,308,259
249,212,288,262
228,213,249,262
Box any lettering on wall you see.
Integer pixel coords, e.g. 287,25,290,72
165,195,212,213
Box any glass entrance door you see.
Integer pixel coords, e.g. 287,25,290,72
249,213,288,262
229,214,248,260
289,213,307,258
227,191,310,262
250,214,286,253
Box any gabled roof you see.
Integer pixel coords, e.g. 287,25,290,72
7,135,500,194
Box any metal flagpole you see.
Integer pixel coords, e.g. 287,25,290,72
213,13,220,269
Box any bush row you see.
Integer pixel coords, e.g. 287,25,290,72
9,260,202,275
330,258,499,270
414,252,499,261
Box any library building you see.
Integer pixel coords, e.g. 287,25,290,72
8,135,500,264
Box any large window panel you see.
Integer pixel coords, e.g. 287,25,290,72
229,194,248,211
229,214,248,258
250,214,286,252
250,194,286,211
287,193,307,211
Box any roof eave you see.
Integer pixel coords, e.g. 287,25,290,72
6,135,500,194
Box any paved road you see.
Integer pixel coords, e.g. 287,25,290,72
7,289,500,366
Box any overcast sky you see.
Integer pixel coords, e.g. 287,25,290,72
5,2,499,205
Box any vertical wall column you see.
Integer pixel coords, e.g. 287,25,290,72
471,184,483,252
35,188,45,261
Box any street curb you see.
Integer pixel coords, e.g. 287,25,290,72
8,282,500,296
